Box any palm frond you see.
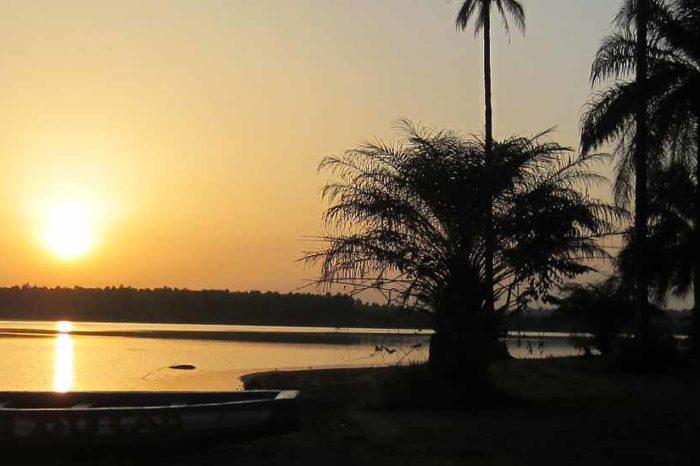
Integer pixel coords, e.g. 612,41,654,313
304,121,620,325
455,0,525,36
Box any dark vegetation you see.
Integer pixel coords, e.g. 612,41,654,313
0,283,690,343
300,0,700,386
580,0,700,352
4,284,691,340
2,2,699,464
513,305,689,337
3,2,700,463
304,119,622,383
0,285,425,329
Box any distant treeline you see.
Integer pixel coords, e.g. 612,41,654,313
2,285,689,334
0,285,428,329
511,308,691,335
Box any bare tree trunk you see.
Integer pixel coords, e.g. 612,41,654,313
483,10,495,316
633,0,651,346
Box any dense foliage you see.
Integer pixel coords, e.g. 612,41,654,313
580,0,699,348
305,122,621,373
617,159,695,302
581,0,699,207
550,277,635,355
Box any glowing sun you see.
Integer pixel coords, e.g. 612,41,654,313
43,202,94,260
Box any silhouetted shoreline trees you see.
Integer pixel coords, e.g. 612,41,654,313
0,285,425,329
7,283,687,336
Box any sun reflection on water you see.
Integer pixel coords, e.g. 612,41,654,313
56,320,72,333
53,322,74,393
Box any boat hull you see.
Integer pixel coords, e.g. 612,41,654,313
0,390,299,449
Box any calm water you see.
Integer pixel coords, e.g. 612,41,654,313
0,320,590,392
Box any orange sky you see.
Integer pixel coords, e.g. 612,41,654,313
0,0,621,292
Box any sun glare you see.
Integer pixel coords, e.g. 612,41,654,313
43,202,94,260
53,332,74,393
56,320,72,333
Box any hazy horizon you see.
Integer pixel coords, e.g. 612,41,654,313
1,0,620,293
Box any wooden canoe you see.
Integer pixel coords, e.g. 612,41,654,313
0,390,299,449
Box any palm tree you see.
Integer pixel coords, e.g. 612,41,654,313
618,158,695,306
455,0,525,316
304,121,621,384
633,0,652,346
580,0,700,349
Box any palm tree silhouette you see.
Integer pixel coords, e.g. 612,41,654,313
304,121,621,384
633,0,652,347
618,159,695,306
455,0,525,316
581,0,699,349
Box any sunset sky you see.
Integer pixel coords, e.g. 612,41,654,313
0,0,620,292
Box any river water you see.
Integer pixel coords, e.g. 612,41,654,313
0,320,591,392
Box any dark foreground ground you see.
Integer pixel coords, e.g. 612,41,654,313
12,357,700,465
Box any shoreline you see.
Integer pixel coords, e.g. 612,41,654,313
1,357,696,464
0,323,594,344
169,358,699,465
0,328,431,344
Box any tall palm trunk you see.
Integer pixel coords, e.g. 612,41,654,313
693,116,700,354
483,9,495,316
633,0,651,345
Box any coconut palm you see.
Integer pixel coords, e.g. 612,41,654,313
580,0,700,348
455,0,525,316
304,121,621,384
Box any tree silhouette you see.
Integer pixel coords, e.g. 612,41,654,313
618,158,695,306
455,0,525,318
581,0,699,350
551,277,634,355
633,0,652,346
304,121,621,384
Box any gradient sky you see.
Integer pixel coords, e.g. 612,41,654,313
0,0,621,292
